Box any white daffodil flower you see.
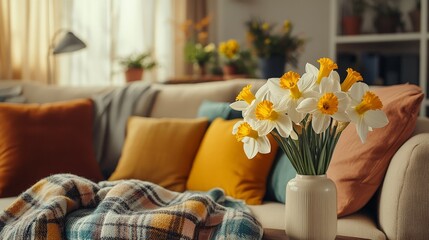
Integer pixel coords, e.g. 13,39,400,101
232,120,271,159
230,85,255,111
230,84,269,112
341,68,363,92
296,77,350,134
245,96,296,139
346,82,389,143
304,58,339,87
267,71,317,124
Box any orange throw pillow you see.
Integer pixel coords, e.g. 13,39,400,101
109,117,208,192
0,99,104,197
186,118,278,205
327,84,424,217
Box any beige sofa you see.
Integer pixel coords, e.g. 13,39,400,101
0,79,428,240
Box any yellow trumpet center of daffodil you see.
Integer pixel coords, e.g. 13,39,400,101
355,91,383,115
236,85,255,104
316,58,338,84
235,122,259,141
341,68,363,92
256,100,279,121
317,93,339,115
280,71,302,99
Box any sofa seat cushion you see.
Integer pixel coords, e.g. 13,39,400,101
248,202,386,240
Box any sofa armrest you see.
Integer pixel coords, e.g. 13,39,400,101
378,133,429,240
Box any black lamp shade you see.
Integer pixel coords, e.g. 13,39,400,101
53,32,86,54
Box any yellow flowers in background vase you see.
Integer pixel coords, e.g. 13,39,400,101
218,39,240,76
218,39,256,77
231,57,388,239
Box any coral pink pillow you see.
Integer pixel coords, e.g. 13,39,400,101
327,84,424,217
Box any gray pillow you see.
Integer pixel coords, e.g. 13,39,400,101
0,86,26,103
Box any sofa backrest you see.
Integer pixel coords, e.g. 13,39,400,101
0,80,115,103
0,79,265,120
149,79,265,118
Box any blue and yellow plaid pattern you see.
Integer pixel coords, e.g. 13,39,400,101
0,174,262,239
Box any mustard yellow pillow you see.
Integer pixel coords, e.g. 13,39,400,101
109,117,208,192
186,118,278,205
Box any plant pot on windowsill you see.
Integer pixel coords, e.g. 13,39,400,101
222,64,237,77
119,52,157,83
125,68,144,82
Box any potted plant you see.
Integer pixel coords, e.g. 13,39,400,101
370,0,402,33
120,52,157,82
185,42,216,77
217,39,255,77
342,0,367,35
245,18,305,79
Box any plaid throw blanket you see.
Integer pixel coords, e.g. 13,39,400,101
0,174,262,240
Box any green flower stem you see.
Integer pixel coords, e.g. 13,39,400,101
270,115,345,175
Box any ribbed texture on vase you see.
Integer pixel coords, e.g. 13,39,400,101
285,175,337,240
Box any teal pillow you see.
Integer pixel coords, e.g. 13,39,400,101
197,100,242,121
265,151,297,203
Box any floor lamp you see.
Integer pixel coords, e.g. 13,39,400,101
47,30,86,84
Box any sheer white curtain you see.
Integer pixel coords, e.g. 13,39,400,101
0,0,62,84
59,0,178,86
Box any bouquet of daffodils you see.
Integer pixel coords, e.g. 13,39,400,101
231,58,388,175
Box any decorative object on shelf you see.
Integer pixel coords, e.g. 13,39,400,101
47,30,86,84
218,39,256,77
230,58,389,239
369,0,403,33
245,18,305,79
119,52,157,83
409,0,421,32
342,0,367,35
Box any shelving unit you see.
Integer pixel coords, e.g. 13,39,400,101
330,0,428,116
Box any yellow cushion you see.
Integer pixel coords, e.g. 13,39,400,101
186,118,278,205
109,117,208,192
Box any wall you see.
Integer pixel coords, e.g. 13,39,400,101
209,0,330,74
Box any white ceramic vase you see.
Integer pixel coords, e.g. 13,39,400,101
285,174,337,240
